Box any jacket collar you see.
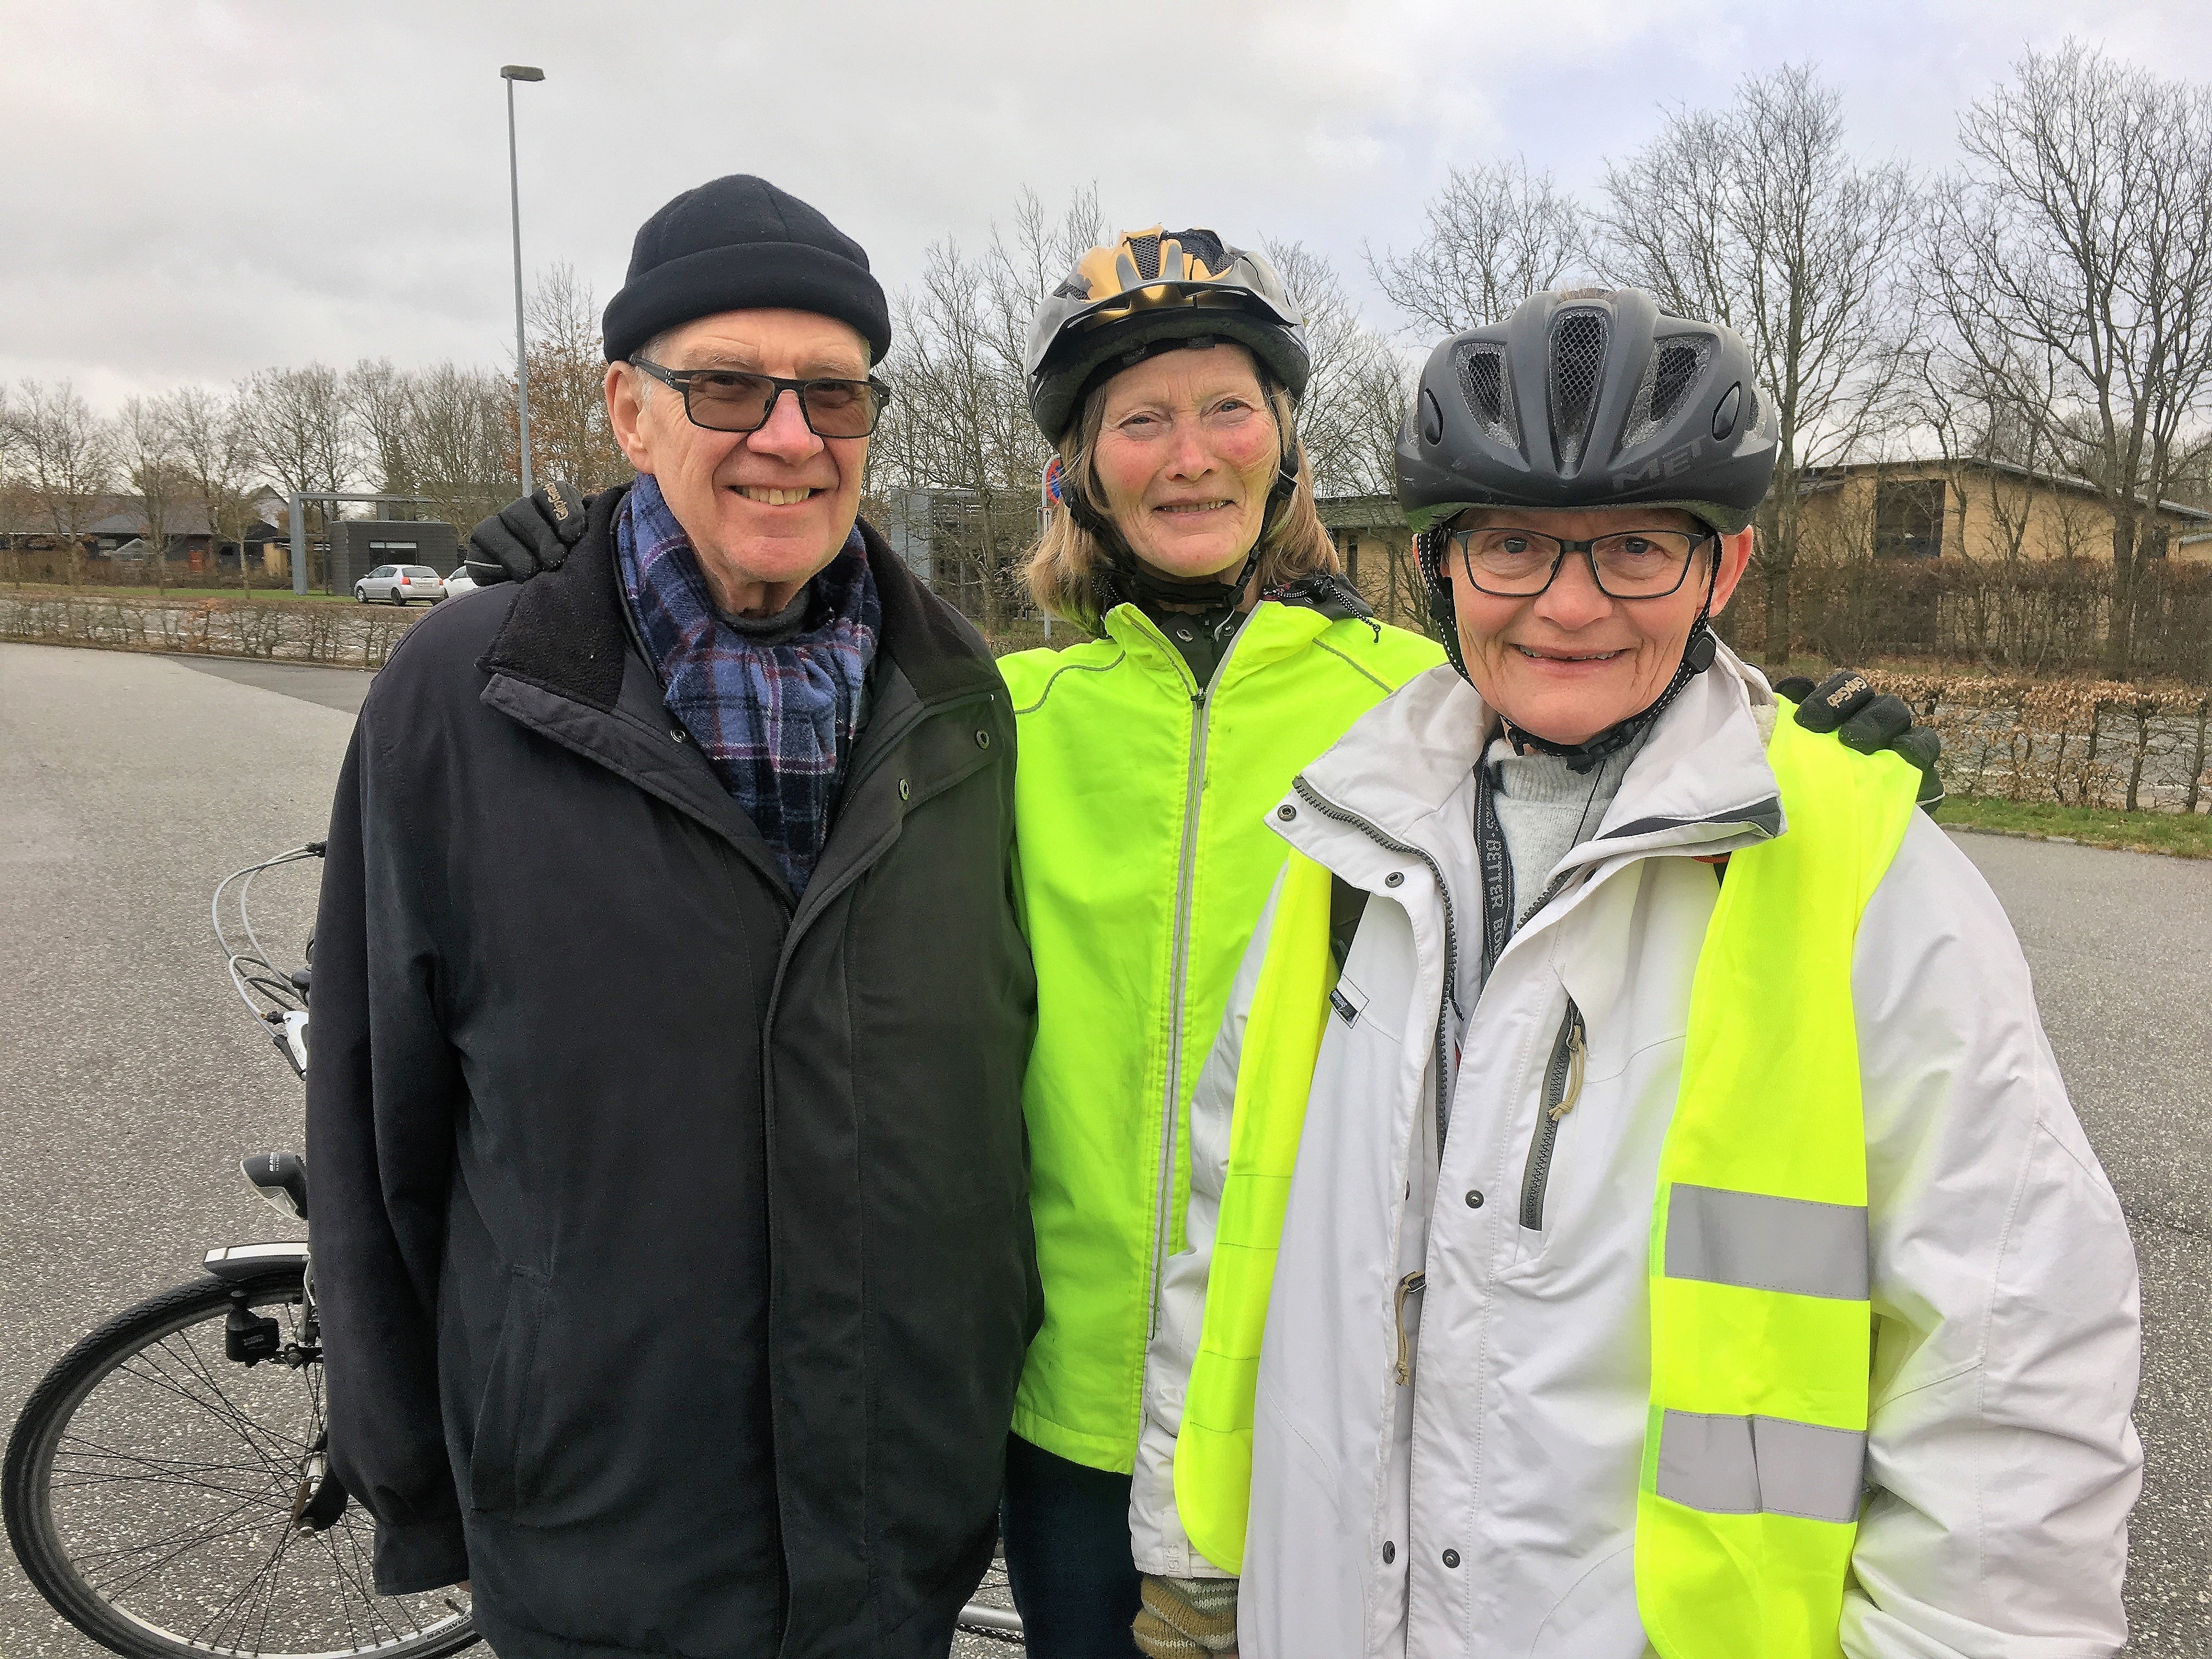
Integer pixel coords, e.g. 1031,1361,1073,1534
1101,597,1345,694
1284,643,1787,877
480,480,1000,714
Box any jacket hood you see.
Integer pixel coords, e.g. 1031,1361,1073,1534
1287,642,1786,873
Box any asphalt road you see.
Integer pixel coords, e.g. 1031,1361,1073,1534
1,641,2205,1657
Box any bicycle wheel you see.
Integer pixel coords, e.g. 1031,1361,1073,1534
4,1269,478,1659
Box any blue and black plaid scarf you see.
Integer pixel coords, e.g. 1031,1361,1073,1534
617,475,880,892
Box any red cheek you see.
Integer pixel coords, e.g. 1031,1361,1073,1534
1214,425,1278,467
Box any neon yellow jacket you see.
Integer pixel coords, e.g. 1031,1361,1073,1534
996,596,1442,1472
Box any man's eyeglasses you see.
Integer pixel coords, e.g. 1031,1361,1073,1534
630,360,891,439
1444,527,1717,600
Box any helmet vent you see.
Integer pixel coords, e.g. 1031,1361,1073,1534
1167,228,1227,272
1621,335,1716,451
1548,308,1609,470
1453,342,1520,449
1128,233,1163,281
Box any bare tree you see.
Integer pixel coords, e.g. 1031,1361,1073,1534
883,239,1017,629
1263,238,1406,498
0,383,24,586
1926,44,2212,676
117,396,186,591
12,379,115,585
522,264,630,492
1367,158,1589,338
1594,64,1919,664
405,364,514,535
874,188,1104,629
346,358,420,500
237,363,354,586
167,385,263,594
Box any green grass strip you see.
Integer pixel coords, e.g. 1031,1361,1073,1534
1941,793,2212,859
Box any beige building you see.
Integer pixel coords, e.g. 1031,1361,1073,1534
1796,459,2211,566
1318,494,1431,629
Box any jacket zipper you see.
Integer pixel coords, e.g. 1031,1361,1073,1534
1391,1271,1427,1385
1289,777,1464,1151
1147,618,1252,1336
1518,1000,1586,1230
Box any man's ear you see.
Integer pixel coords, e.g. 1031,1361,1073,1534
1707,526,1754,614
605,365,654,472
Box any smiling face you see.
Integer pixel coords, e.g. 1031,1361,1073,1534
606,308,870,616
1446,505,1752,744
1089,344,1282,586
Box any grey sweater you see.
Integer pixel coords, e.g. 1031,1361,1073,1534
1486,734,1641,926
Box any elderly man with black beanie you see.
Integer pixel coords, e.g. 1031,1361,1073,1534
307,175,1041,1659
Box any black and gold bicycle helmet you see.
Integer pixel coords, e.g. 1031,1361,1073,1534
1025,227,1310,444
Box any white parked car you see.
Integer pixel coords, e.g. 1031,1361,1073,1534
442,563,481,599
353,564,445,606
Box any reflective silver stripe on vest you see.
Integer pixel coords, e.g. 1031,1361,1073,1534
1664,1183,1869,1300
1655,1410,1866,1524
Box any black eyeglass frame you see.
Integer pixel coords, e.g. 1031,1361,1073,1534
629,359,893,438
1444,526,1720,600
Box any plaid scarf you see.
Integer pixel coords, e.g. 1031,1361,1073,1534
617,475,880,892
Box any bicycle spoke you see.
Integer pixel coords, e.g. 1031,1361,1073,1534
164,1327,316,1457
85,1501,276,1600
191,1514,293,1650
109,1346,302,1482
247,1522,301,1657
53,1433,288,1502
308,1522,375,1648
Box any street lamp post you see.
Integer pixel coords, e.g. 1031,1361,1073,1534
501,65,545,496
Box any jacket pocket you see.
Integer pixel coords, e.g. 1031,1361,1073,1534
467,1266,548,1515
1518,1000,1586,1232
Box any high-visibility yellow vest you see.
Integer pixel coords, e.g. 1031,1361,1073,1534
1176,711,1919,1659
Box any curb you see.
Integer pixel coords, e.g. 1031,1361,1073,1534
1943,823,2206,860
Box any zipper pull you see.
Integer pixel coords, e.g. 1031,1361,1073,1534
1392,1271,1427,1386
1548,1014,1587,1122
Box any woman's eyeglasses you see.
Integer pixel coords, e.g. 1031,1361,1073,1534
1444,527,1716,599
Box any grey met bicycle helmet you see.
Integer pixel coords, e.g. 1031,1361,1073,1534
1400,289,1780,766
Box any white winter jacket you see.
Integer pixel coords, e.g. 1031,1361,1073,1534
1130,651,2142,1658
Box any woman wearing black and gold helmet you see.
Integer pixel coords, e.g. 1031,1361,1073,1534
994,228,1447,1656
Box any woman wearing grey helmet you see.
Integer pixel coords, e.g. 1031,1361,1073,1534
1137,289,2140,1657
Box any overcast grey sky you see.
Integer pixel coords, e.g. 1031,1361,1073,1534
4,0,2207,412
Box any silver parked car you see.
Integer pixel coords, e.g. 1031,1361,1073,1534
353,565,445,606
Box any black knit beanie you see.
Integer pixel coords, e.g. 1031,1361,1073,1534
601,174,891,366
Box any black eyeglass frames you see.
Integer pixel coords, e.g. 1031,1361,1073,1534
1445,526,1717,600
629,360,891,439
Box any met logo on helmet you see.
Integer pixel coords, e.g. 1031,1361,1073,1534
1611,436,1707,490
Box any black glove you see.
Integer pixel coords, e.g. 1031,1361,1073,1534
465,481,588,586
1777,670,1944,815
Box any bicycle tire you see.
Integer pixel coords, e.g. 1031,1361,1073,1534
4,1269,479,1659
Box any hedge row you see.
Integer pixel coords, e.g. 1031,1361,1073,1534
9,591,2207,816
0,592,422,669
1871,673,2212,815
1721,557,2212,684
